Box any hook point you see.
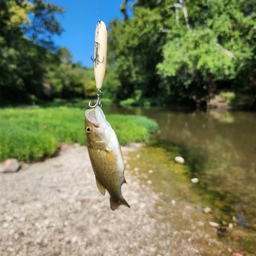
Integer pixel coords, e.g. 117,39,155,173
88,89,102,108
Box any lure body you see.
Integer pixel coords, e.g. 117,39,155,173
93,21,107,90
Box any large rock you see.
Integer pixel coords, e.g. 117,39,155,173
0,159,20,173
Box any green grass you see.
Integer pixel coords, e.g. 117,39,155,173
0,107,158,162
108,114,158,145
119,97,160,107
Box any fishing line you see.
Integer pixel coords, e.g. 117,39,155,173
96,0,99,20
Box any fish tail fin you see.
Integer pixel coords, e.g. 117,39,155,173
110,197,130,211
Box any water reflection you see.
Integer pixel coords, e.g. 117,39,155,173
105,105,256,226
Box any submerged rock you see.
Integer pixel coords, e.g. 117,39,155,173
232,253,243,256
191,178,199,183
174,156,185,164
0,159,20,173
203,207,212,214
227,248,233,253
171,200,176,206
209,222,220,228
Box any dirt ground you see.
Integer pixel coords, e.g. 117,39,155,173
0,144,235,256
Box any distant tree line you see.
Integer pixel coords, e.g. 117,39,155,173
1,0,256,107
0,0,96,104
106,0,256,107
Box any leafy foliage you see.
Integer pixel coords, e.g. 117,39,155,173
44,49,95,99
0,0,95,104
1,0,256,107
108,6,165,100
108,0,256,106
0,0,63,102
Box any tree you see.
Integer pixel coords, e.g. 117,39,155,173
0,0,64,102
157,0,256,104
108,5,166,100
108,0,256,106
43,48,94,99
24,0,64,49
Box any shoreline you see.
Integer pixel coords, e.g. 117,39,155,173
0,144,241,255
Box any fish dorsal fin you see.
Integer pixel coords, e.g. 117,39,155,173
96,177,106,196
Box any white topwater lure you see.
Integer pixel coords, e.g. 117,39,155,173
90,20,108,107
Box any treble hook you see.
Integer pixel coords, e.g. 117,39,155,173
89,89,102,108
91,42,104,64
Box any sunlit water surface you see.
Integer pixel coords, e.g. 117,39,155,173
105,105,256,227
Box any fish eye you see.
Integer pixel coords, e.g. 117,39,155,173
86,127,91,133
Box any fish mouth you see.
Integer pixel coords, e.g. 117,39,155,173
85,108,100,127
85,106,107,128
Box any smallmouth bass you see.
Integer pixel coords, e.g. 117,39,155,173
85,106,130,210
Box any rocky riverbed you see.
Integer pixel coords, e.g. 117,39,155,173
0,144,241,255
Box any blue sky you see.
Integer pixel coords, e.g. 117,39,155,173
50,0,125,68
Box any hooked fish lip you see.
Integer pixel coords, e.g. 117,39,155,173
85,108,100,127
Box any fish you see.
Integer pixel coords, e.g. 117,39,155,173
85,106,130,210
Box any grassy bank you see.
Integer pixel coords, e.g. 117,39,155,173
0,107,158,162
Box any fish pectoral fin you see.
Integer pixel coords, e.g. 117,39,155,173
106,151,116,166
95,177,106,196
110,197,130,211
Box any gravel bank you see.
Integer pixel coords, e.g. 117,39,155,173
0,144,228,256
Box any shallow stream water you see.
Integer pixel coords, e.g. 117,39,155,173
105,105,256,229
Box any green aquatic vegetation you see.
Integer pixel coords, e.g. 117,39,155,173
0,107,158,162
126,145,256,255
119,98,160,107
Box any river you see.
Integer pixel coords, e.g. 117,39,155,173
104,105,256,229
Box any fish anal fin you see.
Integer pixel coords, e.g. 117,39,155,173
106,151,116,166
96,177,106,196
110,197,130,211
110,198,119,211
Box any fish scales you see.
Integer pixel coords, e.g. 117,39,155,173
88,148,122,199
85,106,130,210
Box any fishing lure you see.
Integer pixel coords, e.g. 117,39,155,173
92,19,107,89
85,20,130,210
90,20,108,108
